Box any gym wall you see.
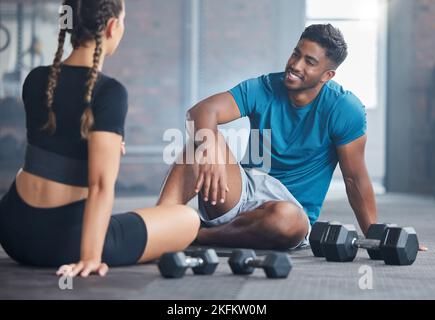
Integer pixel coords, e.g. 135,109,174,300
0,0,434,198
386,0,435,196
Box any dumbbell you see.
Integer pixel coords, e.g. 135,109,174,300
309,221,331,257
228,249,292,278
309,221,397,259
365,223,397,260
321,222,419,265
158,249,219,278
309,221,343,257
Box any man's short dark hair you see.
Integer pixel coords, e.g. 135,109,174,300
300,24,348,68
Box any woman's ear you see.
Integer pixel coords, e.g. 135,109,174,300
105,17,119,39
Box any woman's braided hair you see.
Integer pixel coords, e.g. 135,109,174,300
42,0,123,139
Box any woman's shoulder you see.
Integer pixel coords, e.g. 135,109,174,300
92,75,128,114
91,75,129,136
94,74,128,104
97,74,127,96
23,65,50,84
22,66,51,101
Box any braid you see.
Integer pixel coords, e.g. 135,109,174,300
80,1,111,139
80,33,102,139
41,27,66,134
41,0,123,139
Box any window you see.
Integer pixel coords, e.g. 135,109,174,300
306,0,385,109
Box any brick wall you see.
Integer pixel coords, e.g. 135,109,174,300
104,0,293,194
0,0,304,195
104,0,185,194
199,0,281,99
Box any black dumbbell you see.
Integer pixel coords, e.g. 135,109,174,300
158,249,219,278
309,221,341,257
321,222,419,265
310,221,397,259
365,223,397,260
228,249,292,278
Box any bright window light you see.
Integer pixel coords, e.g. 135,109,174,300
306,0,383,109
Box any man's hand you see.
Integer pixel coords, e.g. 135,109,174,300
195,162,229,205
194,137,229,205
185,93,241,205
419,245,428,251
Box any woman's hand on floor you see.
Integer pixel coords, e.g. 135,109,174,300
56,260,109,278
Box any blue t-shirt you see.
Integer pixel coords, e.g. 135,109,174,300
229,72,367,224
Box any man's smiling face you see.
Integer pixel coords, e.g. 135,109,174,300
284,39,336,92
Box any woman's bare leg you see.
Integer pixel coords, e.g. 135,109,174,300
132,205,200,263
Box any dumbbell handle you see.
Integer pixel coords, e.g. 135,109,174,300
243,257,264,268
352,238,381,250
185,257,204,268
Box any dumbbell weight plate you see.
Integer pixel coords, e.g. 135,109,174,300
309,221,330,257
158,252,188,278
228,249,256,275
381,227,419,265
190,249,219,275
366,223,397,260
322,223,359,262
262,253,292,279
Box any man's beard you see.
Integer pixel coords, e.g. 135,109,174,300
285,75,322,93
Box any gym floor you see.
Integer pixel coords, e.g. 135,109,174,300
0,191,434,300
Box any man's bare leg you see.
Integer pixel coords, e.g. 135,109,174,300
157,144,243,218
197,201,310,250
158,145,310,250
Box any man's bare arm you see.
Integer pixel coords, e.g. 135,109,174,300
337,135,377,236
186,92,241,135
186,92,242,204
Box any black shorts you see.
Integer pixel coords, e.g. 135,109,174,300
0,181,147,267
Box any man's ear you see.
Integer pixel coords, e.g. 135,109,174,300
321,69,336,83
105,17,118,39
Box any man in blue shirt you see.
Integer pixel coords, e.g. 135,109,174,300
158,24,378,250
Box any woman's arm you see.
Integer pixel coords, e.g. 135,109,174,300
81,131,122,259
57,131,123,278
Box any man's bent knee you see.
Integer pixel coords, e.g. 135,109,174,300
263,201,308,249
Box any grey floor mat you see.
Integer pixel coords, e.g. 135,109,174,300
1,193,434,300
